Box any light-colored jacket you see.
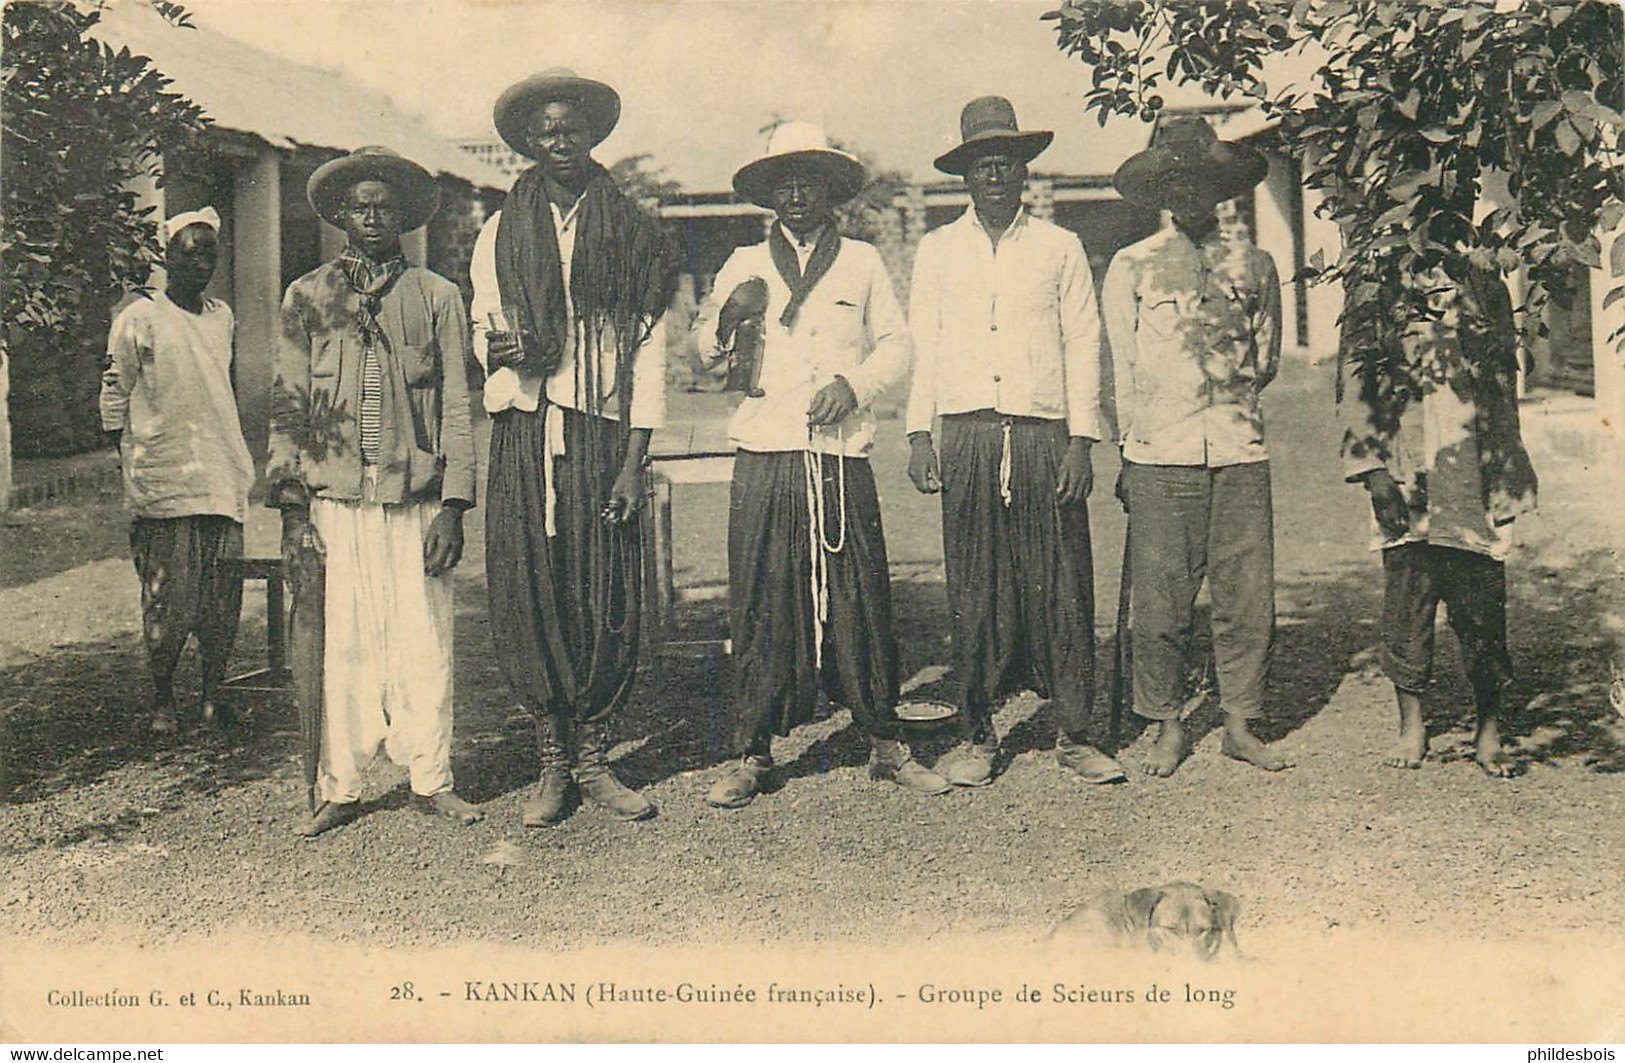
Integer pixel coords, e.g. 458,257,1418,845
906,207,1105,439
691,232,911,457
1102,225,1282,467
267,262,476,508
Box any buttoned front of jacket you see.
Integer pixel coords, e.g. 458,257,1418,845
267,262,477,507
692,233,911,457
1102,225,1282,467
906,208,1104,439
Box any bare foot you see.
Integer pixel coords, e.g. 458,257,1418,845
294,801,360,838
1221,719,1294,772
426,791,484,825
1474,718,1518,779
149,701,178,734
1381,723,1427,769
1142,719,1186,777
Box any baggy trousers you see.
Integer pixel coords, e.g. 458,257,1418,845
1127,461,1274,721
938,412,1100,744
727,449,902,756
485,407,642,726
129,514,244,690
308,494,455,802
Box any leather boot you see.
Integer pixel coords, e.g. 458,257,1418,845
522,715,573,827
869,737,951,795
574,724,656,821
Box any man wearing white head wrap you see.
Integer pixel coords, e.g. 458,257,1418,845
100,205,254,733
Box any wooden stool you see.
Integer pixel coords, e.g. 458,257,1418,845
220,556,290,694
643,453,734,653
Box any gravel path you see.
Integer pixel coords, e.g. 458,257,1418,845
3,362,1622,958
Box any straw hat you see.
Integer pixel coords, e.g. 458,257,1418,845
306,146,440,232
732,122,867,208
933,96,1054,176
494,67,620,157
1112,115,1268,210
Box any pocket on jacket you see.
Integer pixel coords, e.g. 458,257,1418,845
406,445,445,499
1138,296,1184,341
310,335,341,378
397,342,438,387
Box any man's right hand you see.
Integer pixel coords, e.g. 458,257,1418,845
486,329,529,372
907,434,941,494
1363,468,1410,539
1115,460,1131,513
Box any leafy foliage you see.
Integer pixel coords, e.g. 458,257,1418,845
1044,0,1625,380
1,0,207,455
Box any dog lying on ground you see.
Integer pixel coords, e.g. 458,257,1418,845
1050,882,1241,961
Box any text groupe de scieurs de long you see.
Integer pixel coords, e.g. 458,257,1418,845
44,988,310,1007
463,981,869,1005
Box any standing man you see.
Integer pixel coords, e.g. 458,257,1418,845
269,146,481,837
696,122,948,808
470,70,676,825
906,96,1126,787
100,207,254,734
1339,264,1537,777
1102,116,1291,777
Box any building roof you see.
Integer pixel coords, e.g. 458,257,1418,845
91,2,508,191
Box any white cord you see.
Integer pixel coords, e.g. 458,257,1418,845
803,426,849,672
999,420,1013,508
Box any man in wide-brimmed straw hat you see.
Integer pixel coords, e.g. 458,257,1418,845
905,95,1127,790
268,146,481,837
692,121,945,808
1101,114,1290,778
101,206,253,736
470,69,677,826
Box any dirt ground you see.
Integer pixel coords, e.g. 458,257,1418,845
2,359,1623,959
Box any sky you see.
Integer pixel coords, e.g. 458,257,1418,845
168,0,1231,190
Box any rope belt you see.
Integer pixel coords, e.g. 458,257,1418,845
803,427,848,672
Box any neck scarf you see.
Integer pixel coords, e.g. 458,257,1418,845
337,245,408,350
768,222,841,329
493,160,677,423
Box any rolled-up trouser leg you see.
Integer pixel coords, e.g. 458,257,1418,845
1382,542,1440,695
1435,545,1513,706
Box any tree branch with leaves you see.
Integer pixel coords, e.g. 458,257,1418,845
1044,0,1625,387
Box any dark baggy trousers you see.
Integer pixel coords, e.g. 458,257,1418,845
1382,542,1512,699
129,514,244,691
938,411,1100,745
486,406,642,725
727,449,902,756
1127,461,1274,721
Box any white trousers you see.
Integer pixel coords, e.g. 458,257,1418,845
310,494,455,803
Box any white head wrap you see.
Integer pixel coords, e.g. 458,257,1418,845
164,206,221,242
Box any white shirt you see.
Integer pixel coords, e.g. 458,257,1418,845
691,229,911,457
905,207,1106,439
1101,224,1282,467
469,204,667,428
99,293,254,521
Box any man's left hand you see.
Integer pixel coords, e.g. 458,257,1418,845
807,376,859,428
423,506,465,577
603,465,644,525
1056,438,1095,505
